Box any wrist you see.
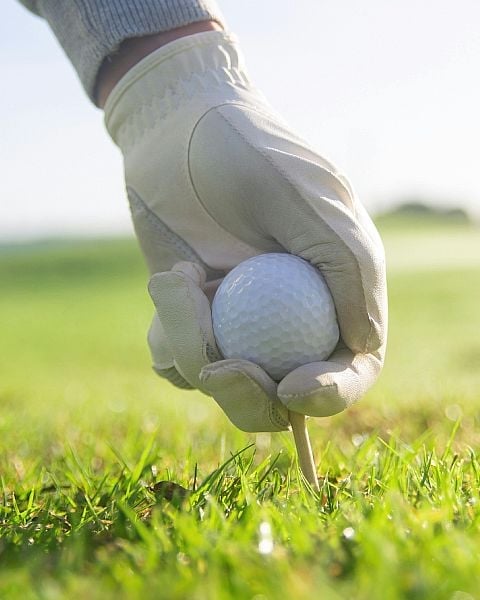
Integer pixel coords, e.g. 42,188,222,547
96,20,223,108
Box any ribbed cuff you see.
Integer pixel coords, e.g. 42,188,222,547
31,0,225,104
18,0,40,14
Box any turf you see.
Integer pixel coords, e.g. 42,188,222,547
1,222,479,599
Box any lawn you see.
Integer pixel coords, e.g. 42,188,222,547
1,220,479,599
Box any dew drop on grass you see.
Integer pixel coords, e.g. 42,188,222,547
451,592,475,600
351,433,368,447
108,397,126,413
445,404,463,421
177,552,190,566
142,414,159,433
343,527,355,540
188,403,209,425
256,433,271,450
258,521,274,555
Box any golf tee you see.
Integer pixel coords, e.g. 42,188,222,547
288,411,320,492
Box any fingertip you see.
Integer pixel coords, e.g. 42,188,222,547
148,271,166,301
277,362,349,417
200,359,277,395
172,261,207,287
148,270,191,305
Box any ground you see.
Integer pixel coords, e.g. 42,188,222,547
1,218,479,599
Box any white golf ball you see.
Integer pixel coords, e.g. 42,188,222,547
212,253,339,380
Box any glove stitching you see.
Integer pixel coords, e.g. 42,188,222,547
205,342,221,363
280,382,338,401
280,383,351,416
233,368,289,429
204,365,289,429
153,365,194,390
189,105,375,354
127,186,225,280
187,101,277,256
177,275,218,374
269,404,290,429
110,68,258,149
215,110,370,340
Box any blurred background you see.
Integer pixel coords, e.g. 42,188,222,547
2,4,480,595
1,0,480,464
2,0,480,240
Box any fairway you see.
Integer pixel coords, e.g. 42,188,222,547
1,221,480,599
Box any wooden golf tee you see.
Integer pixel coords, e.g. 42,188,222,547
288,410,320,491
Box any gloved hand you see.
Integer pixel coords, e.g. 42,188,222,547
104,31,387,433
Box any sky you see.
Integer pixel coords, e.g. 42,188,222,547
2,0,480,241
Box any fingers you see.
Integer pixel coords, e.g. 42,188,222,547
171,261,206,286
149,261,290,432
200,359,290,432
148,260,381,423
277,348,384,417
148,264,221,389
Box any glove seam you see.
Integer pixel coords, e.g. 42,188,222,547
280,382,338,401
280,383,351,416
128,185,225,279
187,101,277,256
176,274,220,369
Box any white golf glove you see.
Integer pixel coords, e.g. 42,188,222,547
104,31,387,433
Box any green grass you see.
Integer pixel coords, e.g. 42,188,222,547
1,222,480,599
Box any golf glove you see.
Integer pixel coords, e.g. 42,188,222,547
104,31,387,433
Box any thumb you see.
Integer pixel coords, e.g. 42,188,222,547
277,347,384,417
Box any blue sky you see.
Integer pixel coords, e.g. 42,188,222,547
2,0,480,240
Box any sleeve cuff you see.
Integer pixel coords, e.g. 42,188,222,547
31,0,226,104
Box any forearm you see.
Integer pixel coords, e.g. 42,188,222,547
18,0,225,106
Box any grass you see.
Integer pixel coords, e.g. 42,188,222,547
1,221,480,599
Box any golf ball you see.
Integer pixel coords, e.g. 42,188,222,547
212,253,339,380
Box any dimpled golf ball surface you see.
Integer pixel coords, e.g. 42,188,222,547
212,253,339,380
